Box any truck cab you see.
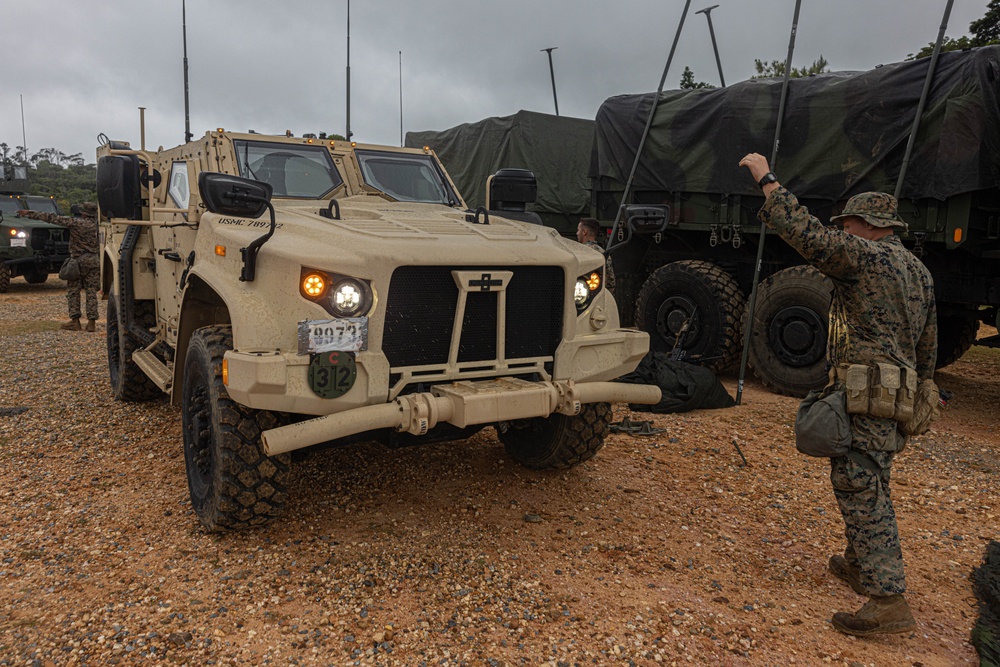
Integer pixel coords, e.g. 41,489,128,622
0,165,70,292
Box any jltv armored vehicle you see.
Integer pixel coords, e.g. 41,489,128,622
0,165,69,292
96,130,658,531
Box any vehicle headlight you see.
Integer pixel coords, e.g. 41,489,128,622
8,228,26,238
300,267,374,318
332,280,365,316
574,269,602,312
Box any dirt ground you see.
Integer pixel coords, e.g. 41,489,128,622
1,278,996,666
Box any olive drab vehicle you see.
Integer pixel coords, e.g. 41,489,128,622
592,46,1000,396
96,130,658,531
0,164,70,292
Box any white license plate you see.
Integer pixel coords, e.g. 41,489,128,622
10,238,26,247
298,318,368,354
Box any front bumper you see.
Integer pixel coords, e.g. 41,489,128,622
260,377,661,455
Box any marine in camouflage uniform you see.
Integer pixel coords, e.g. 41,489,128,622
576,218,616,294
17,202,101,331
740,153,936,637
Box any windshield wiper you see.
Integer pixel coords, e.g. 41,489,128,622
243,143,259,181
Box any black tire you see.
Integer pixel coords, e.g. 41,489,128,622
499,402,611,470
745,265,832,397
0,264,10,293
936,312,979,368
22,270,48,284
182,324,292,531
635,260,745,373
107,294,163,402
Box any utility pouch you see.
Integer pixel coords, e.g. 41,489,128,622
58,257,80,282
794,387,851,458
893,366,918,423
901,377,940,436
870,362,900,419
843,364,871,414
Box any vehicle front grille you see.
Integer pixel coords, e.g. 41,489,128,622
30,228,70,253
383,266,564,368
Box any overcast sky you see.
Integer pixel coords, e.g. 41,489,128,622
2,0,988,163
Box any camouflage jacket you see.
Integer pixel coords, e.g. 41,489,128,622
17,210,99,257
585,240,616,294
759,187,937,379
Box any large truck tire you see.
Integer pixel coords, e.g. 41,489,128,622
107,294,163,402
936,311,979,368
23,270,48,284
746,265,832,397
182,324,292,532
635,260,745,373
499,402,611,470
0,264,10,293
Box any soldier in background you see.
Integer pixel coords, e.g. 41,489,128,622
18,203,101,332
576,218,615,294
739,153,937,637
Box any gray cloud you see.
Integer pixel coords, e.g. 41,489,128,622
2,0,985,163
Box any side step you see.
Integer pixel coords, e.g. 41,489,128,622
131,349,172,392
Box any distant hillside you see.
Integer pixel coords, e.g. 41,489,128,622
29,160,98,213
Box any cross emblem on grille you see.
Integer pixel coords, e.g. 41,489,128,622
469,273,504,292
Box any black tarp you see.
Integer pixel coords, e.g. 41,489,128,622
616,352,735,414
406,110,594,234
592,46,1000,202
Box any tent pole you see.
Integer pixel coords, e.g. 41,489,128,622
895,0,954,199
605,0,692,250
735,0,802,405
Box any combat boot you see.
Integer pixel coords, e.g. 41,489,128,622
831,594,916,636
61,318,82,331
85,319,96,332
829,555,866,595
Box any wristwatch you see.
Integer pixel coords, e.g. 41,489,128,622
758,172,778,188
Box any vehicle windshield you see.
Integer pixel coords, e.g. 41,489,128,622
22,196,60,214
0,198,21,215
355,149,456,204
234,140,344,199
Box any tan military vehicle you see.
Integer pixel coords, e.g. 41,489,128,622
95,130,658,531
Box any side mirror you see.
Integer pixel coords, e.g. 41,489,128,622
488,168,537,212
198,172,273,219
623,205,670,234
96,155,143,220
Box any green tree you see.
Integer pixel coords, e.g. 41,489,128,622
679,66,715,90
970,0,1000,43
908,0,1000,59
752,55,829,79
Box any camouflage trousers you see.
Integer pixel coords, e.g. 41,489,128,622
67,252,100,321
830,414,907,596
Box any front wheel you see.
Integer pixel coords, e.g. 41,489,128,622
22,270,48,284
635,260,745,373
182,324,292,531
0,264,10,293
107,294,162,402
498,402,611,470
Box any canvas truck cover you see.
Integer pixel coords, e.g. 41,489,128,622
591,45,1000,203
406,110,594,232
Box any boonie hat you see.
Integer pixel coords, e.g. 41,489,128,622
831,192,907,230
71,202,99,218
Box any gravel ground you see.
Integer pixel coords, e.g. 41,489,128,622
1,278,997,666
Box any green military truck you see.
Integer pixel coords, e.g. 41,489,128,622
591,45,1000,396
406,110,595,237
96,129,658,531
0,164,70,292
